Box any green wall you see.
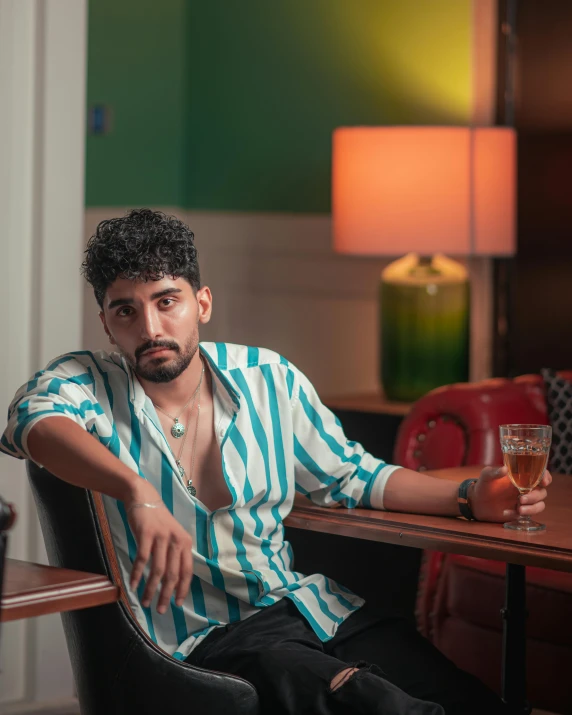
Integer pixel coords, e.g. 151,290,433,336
86,0,188,207
86,0,472,212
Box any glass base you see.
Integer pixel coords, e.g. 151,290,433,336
504,518,546,532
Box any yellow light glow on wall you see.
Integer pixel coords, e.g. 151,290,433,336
329,0,472,123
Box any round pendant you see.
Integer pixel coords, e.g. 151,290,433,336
171,420,185,438
187,482,197,497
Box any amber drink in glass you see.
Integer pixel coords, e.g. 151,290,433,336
499,424,551,532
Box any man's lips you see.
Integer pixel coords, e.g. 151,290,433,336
141,347,173,358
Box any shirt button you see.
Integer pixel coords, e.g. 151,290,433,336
219,428,225,438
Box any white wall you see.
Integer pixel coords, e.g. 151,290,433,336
0,0,87,708
83,209,493,396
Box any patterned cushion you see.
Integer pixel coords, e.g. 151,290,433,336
541,368,572,475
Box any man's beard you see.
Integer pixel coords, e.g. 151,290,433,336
122,334,199,383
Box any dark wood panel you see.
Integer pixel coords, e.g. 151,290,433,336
515,0,572,130
517,133,572,256
495,2,572,376
511,255,572,374
1,559,119,622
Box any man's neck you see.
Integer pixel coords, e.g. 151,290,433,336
138,350,207,412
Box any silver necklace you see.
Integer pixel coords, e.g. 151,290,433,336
153,364,204,438
169,388,198,494
185,392,201,497
170,377,201,497
155,362,204,497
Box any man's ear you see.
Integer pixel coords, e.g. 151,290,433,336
99,311,116,345
196,286,213,325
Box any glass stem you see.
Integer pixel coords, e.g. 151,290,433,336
518,493,531,523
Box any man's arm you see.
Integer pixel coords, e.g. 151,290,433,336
382,468,459,516
289,363,400,509
288,362,549,521
380,465,550,522
27,417,193,614
28,416,149,501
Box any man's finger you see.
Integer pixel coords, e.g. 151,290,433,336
542,470,553,487
521,488,547,505
142,537,167,608
131,535,153,591
480,465,508,481
519,500,546,516
175,548,193,607
156,542,181,614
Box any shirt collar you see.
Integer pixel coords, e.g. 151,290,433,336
199,344,240,410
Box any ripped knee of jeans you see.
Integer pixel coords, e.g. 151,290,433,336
329,661,383,693
330,667,359,692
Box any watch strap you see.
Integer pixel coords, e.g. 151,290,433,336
458,478,478,520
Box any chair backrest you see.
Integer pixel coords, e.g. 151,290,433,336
394,372,572,471
27,461,258,715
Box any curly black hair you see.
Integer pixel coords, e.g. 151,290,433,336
82,208,201,308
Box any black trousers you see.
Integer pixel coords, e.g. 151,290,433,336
185,598,508,715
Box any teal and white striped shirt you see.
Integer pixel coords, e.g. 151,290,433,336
1,343,399,659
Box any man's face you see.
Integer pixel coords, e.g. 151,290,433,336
100,276,212,383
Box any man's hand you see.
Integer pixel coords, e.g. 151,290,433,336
26,418,194,612
126,485,194,614
471,466,552,523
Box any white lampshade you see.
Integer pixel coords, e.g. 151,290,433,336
332,126,516,257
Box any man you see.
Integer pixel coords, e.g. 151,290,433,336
2,209,549,715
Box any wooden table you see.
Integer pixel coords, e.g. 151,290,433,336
1,558,119,622
286,467,572,715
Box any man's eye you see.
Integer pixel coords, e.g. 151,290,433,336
161,298,174,307
118,307,132,317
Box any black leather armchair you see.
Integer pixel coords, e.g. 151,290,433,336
27,462,259,715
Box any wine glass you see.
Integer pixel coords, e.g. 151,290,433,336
499,424,551,532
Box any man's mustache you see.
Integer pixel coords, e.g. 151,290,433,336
136,341,180,360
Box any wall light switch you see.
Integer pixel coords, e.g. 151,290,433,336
88,104,112,135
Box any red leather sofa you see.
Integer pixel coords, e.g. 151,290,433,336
394,374,572,715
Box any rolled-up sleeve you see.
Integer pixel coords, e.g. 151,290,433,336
290,365,401,510
1,355,103,461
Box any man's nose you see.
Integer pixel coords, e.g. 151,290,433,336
140,308,162,340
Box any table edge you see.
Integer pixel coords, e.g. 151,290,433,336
285,506,572,574
1,559,120,622
1,581,120,622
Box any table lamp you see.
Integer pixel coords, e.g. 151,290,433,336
332,126,516,402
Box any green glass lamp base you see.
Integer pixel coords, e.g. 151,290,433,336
381,255,470,403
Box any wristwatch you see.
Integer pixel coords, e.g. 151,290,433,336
458,478,478,520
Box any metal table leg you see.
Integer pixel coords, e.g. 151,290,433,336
501,563,531,714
